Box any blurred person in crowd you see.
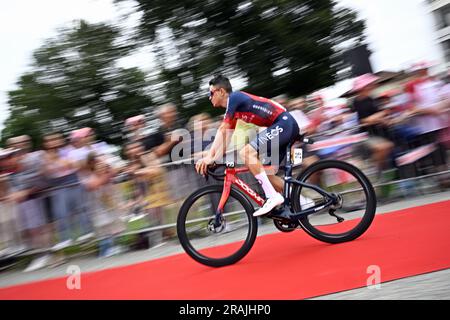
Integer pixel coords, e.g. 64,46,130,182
120,141,148,220
125,115,148,142
286,97,306,110
125,104,183,163
305,94,327,129
272,94,289,107
437,72,450,152
67,128,93,169
328,104,353,131
289,99,366,189
121,141,153,249
292,97,351,134
124,114,158,151
0,148,23,256
286,97,311,130
83,154,125,257
321,101,358,136
351,74,395,179
68,127,122,189
123,140,173,242
403,62,449,175
42,132,94,251
377,89,420,145
286,97,320,168
82,127,120,169
6,135,52,271
143,103,193,204
67,127,111,169
58,131,76,159
151,103,184,162
187,113,221,190
188,113,216,157
404,62,448,130
196,75,314,217
0,147,17,175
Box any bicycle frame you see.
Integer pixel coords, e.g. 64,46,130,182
215,145,338,220
217,164,266,211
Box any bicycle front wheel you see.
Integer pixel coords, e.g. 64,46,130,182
177,185,258,267
291,160,377,244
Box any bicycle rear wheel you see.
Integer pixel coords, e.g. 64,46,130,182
291,160,376,244
177,185,258,267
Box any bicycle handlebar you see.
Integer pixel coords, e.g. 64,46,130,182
203,138,314,181
206,163,226,181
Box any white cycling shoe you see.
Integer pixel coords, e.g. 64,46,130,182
253,193,285,217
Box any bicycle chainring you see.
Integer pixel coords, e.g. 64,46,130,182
207,216,226,233
273,219,299,232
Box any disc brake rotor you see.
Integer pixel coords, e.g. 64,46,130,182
207,216,226,233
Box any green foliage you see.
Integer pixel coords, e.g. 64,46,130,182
2,1,366,146
127,0,365,115
1,20,152,146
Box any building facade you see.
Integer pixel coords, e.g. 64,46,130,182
428,0,450,67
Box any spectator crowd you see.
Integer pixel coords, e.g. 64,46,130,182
1,62,449,272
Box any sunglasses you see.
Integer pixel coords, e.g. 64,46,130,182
208,88,221,99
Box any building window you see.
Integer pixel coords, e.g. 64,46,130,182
436,4,450,29
443,40,450,63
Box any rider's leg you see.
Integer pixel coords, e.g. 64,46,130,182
268,174,284,193
239,144,284,216
239,144,280,198
243,112,302,216
263,164,284,193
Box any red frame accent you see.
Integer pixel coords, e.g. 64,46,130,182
217,166,276,211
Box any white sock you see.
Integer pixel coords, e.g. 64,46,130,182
255,172,279,199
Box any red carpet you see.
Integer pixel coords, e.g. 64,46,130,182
1,200,450,300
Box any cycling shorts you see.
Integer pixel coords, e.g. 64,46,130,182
249,112,300,165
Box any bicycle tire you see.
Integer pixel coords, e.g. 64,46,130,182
177,184,258,267
291,159,377,244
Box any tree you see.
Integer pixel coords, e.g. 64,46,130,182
1,20,152,146
120,0,366,117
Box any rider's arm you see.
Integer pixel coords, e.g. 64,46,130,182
207,121,234,162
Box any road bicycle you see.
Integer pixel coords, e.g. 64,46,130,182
177,137,377,267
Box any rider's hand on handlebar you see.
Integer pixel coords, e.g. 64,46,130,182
195,156,214,176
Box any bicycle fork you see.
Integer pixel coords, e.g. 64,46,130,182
214,175,233,228
215,167,268,228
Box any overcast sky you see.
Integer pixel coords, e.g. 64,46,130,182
0,0,445,131
0,0,128,132
339,0,445,71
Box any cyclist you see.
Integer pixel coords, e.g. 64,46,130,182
196,75,311,217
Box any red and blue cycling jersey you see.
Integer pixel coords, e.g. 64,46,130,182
223,91,287,129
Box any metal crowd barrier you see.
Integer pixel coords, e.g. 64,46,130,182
1,126,449,264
